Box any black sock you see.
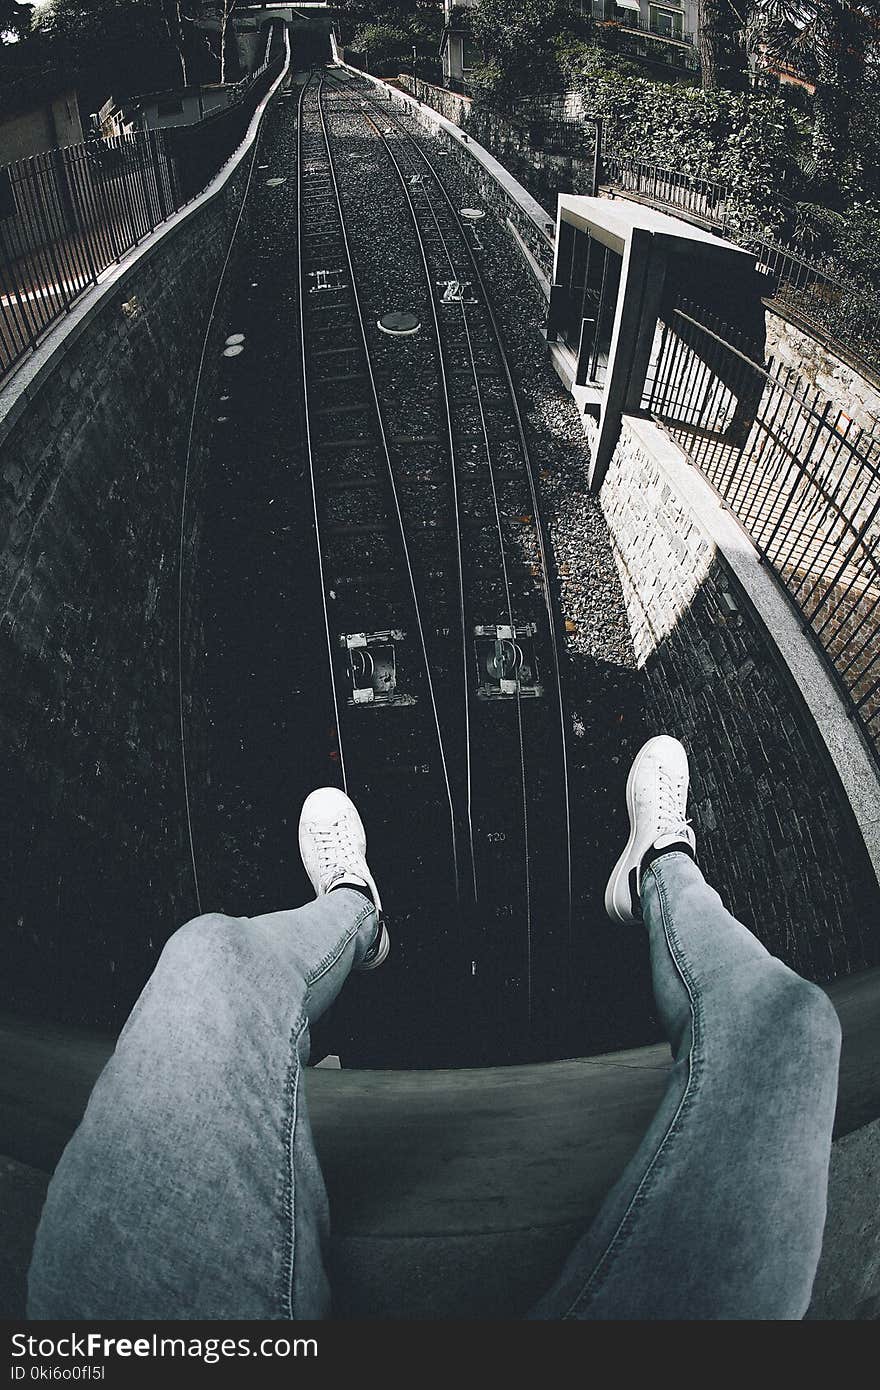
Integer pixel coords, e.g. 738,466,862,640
329,880,374,907
642,841,696,876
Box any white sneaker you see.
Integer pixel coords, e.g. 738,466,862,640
298,787,388,970
604,735,696,926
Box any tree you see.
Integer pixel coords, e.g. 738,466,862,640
351,21,410,74
160,0,190,86
33,1,188,103
698,0,749,91
214,0,237,84
749,1,871,183
0,1,33,44
469,0,569,92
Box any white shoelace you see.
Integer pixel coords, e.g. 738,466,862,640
311,822,362,887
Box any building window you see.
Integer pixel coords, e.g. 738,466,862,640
649,6,683,39
462,37,481,70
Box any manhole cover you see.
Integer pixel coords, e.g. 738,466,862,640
460,207,486,221
265,177,286,187
377,311,420,336
225,333,245,346
223,344,245,357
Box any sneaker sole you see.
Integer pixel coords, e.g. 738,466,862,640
604,738,663,926
355,921,390,972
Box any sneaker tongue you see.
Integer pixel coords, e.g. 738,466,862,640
653,829,693,851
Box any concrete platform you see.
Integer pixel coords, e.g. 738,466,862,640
2,969,880,1319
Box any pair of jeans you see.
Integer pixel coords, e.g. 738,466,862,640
27,856,841,1320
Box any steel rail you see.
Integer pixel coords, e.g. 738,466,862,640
331,70,574,945
354,101,536,1015
296,72,350,792
309,74,462,899
356,107,478,903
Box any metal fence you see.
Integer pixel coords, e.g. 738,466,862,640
0,23,285,386
644,300,880,761
601,152,880,378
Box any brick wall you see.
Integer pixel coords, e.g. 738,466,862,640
600,418,880,982
0,162,249,1027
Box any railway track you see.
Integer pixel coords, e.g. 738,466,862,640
296,69,572,1057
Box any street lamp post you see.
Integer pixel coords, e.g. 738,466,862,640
591,116,604,198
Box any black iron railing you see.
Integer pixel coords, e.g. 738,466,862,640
601,16,696,47
0,23,286,386
602,153,880,377
645,300,880,761
602,153,731,224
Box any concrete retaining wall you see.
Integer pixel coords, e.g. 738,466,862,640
0,39,289,1029
397,75,600,231
766,308,880,438
599,415,880,979
2,986,879,1317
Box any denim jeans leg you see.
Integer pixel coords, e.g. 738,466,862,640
530,853,841,1320
26,888,378,1320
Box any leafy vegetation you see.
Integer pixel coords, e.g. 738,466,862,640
0,1,239,117
338,0,442,78
350,21,412,75
461,1,880,285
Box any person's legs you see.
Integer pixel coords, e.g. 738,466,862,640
27,788,385,1321
531,737,842,1320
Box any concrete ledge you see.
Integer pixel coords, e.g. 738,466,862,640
2,967,879,1317
0,28,291,450
618,414,880,891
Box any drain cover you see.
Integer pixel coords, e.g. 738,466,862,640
265,177,286,187
225,333,245,346
223,344,244,357
461,207,486,221
377,311,420,336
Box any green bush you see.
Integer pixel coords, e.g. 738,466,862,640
555,44,801,236
351,22,411,76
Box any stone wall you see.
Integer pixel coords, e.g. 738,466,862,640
0,153,252,1028
401,76,473,128
766,308,880,439
600,417,880,983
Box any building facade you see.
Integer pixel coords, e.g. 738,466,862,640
441,1,481,88
441,0,700,87
0,88,84,169
591,0,699,73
